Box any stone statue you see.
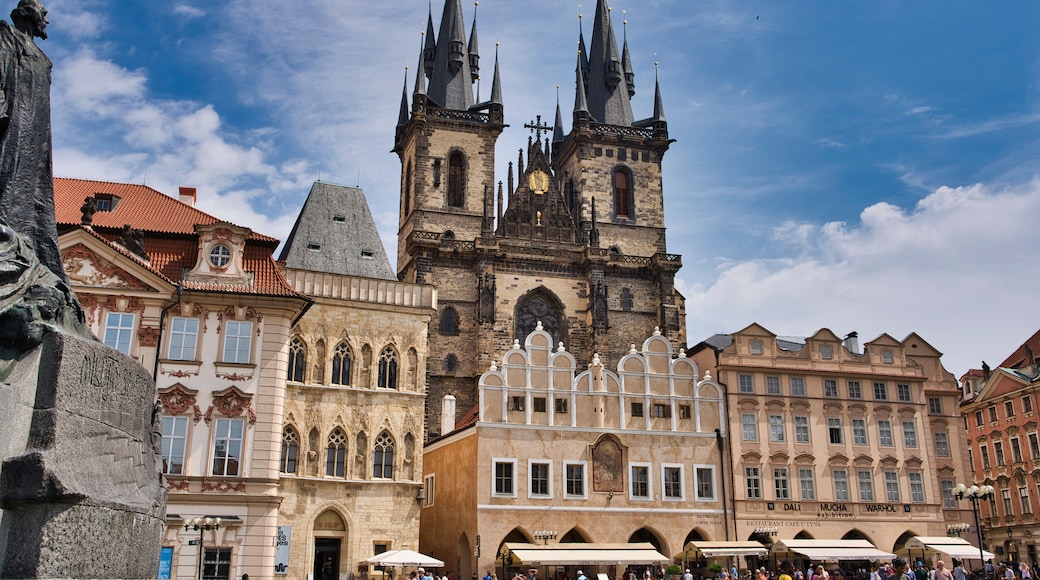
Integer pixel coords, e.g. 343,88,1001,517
0,3,167,578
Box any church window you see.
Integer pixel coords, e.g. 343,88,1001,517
514,290,564,349
281,426,299,474
442,230,455,240
287,337,305,382
565,178,576,211
403,160,413,216
378,346,399,389
444,354,458,372
441,307,459,335
613,167,633,219
447,152,465,208
331,341,352,386
374,431,395,479
621,288,633,311
326,428,347,477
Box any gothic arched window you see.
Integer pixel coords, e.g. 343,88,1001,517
613,167,633,219
326,428,347,477
374,431,395,479
331,341,352,386
378,346,399,389
281,426,299,474
287,337,305,382
514,289,565,348
621,288,633,311
447,152,465,208
445,354,458,372
441,307,459,335
403,160,413,216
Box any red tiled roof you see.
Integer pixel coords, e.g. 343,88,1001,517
1000,329,1040,370
54,177,278,243
55,177,302,298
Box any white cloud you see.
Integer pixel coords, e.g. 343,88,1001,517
681,180,1040,376
173,4,204,18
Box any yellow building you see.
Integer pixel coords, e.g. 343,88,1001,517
421,327,727,580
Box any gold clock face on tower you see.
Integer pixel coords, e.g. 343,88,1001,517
528,169,549,194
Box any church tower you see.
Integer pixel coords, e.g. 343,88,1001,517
395,0,684,438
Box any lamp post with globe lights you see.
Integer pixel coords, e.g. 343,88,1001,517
184,516,221,580
953,483,994,580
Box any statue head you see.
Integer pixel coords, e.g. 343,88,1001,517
11,0,47,40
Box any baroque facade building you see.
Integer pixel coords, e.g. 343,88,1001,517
960,329,1040,565
275,181,437,580
54,178,310,580
394,0,684,437
690,324,972,557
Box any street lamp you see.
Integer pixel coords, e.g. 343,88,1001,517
184,516,221,580
947,523,971,537
953,483,995,580
533,530,557,545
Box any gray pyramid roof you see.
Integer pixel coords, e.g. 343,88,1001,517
279,181,396,280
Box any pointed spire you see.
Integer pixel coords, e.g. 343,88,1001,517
585,0,634,125
468,1,480,82
490,41,503,105
429,0,474,110
574,50,589,116
553,85,565,143
577,11,590,86
652,61,665,122
398,66,410,126
621,13,635,97
424,1,437,79
415,32,428,96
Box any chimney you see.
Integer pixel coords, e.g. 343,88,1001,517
440,394,457,437
843,332,860,355
178,186,197,207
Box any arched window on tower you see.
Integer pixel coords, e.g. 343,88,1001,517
447,152,465,208
326,428,347,477
403,160,413,216
331,341,352,386
613,167,633,219
287,337,305,382
374,431,395,479
281,426,299,474
445,354,458,372
378,346,399,389
441,307,459,335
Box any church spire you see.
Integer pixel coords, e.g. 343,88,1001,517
553,85,565,144
424,1,437,80
574,49,590,119
414,32,428,97
652,61,665,122
490,41,503,105
584,0,634,126
428,0,474,110
468,1,480,83
398,67,410,126
577,12,590,90
621,14,635,98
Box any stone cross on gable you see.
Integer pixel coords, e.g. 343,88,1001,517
524,115,553,142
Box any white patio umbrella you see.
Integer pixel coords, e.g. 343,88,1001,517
363,550,444,568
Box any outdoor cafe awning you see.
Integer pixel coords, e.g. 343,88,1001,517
902,537,995,562
680,541,769,559
503,543,669,566
773,539,895,562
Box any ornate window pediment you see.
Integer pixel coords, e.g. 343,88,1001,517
204,386,256,425
157,383,202,423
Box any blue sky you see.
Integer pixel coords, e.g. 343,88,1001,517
43,0,1040,377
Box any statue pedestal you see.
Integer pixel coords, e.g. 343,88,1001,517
0,331,167,579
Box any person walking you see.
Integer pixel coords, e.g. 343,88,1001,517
892,559,914,580
935,561,953,580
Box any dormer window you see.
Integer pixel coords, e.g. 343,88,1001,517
209,244,232,267
93,193,120,211
361,250,374,259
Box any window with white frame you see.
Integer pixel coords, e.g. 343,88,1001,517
168,317,199,360
1024,395,1034,414
902,420,918,448
897,383,912,402
975,411,984,427
824,379,838,398
529,461,551,497
103,312,135,355
738,374,754,393
161,416,188,475
988,406,998,422
493,458,517,497
927,397,943,415
630,463,651,499
1006,400,1016,418
773,467,790,500
798,468,816,500
766,376,781,395
769,414,786,442
847,380,862,399
1030,433,1040,460
980,444,991,468
1021,486,1032,515
222,321,253,363
827,417,843,444
1003,488,1013,516
423,474,436,507
858,470,875,501
794,416,810,444
994,441,1006,466
833,469,849,501
934,431,951,457
212,418,244,476
663,465,684,500
878,420,894,447
1012,437,1024,463
852,418,868,446
695,465,716,501
884,471,900,502
941,479,956,509
564,461,586,498
873,382,888,401
746,467,762,499
908,471,925,503
790,377,806,396
741,413,758,441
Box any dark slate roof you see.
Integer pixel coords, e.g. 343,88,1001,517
703,334,734,350
427,0,475,110
279,181,396,280
583,0,634,126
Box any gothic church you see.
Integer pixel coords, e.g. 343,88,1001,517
393,0,685,436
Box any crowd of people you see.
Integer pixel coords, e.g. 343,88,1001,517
699,558,1040,580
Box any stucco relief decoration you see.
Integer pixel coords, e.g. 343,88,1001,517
181,303,211,332
105,295,145,317
216,371,253,382
61,244,146,290
139,326,159,347
158,385,203,424
202,479,246,493
163,368,200,379
591,437,625,493
166,478,190,491
216,305,263,335
77,293,100,325
204,387,257,425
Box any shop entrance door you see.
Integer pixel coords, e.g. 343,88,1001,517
314,538,341,580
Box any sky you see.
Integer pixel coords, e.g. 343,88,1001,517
41,0,1040,378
